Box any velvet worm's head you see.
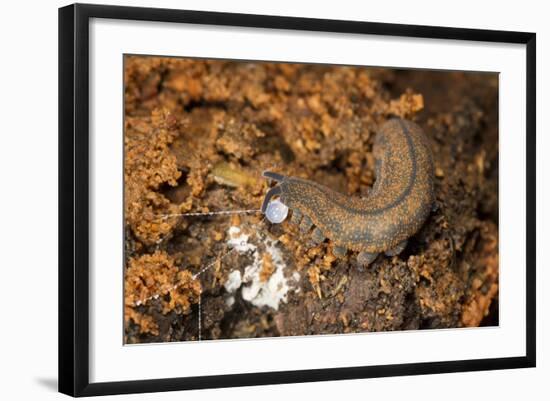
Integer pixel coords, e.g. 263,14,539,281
261,171,290,223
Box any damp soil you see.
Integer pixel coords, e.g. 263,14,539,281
123,56,499,343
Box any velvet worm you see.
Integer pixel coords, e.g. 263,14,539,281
262,118,434,266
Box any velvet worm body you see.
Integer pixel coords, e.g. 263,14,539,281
262,118,434,265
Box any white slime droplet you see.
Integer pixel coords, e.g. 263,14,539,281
265,199,289,224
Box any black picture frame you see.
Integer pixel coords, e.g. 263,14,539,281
58,3,536,397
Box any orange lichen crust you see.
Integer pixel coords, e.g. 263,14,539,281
124,108,183,246
387,90,424,118
124,251,200,337
259,253,275,283
461,222,499,326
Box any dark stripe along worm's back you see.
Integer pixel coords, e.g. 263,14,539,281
262,118,434,265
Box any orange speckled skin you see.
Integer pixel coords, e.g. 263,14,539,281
273,118,434,253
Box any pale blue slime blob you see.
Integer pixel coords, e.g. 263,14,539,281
265,199,289,224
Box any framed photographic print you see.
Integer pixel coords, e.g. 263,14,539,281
58,3,536,397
